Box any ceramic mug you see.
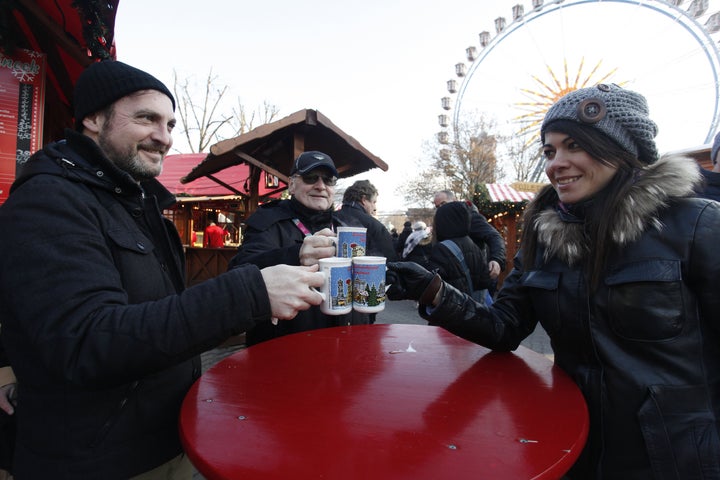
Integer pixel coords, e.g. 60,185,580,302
318,257,353,315
336,227,367,258
351,256,386,313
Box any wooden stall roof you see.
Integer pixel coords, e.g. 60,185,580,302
665,143,712,170
181,109,388,185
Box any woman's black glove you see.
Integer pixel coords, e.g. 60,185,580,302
386,261,443,304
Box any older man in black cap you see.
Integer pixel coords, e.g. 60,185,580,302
0,60,324,479
229,151,363,345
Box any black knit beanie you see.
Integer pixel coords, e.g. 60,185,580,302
434,202,470,241
73,60,175,130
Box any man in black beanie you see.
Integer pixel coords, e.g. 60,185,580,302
0,60,325,479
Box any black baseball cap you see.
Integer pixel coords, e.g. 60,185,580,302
290,151,338,177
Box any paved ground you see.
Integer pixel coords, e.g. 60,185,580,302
200,298,553,373
194,299,553,479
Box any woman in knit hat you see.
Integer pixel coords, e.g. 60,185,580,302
386,84,720,478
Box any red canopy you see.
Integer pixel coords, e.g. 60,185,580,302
159,154,286,198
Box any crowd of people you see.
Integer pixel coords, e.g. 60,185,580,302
0,59,719,480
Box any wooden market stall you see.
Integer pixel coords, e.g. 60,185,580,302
174,109,388,286
183,108,388,213
480,182,542,286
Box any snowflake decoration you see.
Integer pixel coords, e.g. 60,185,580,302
12,65,35,83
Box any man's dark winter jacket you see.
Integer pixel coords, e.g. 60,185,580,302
0,131,271,479
468,206,506,271
697,167,720,201
333,202,397,261
421,155,720,479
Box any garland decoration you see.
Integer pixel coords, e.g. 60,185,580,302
472,184,528,219
71,0,116,60
0,1,115,60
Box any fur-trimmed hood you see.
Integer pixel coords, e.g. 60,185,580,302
535,154,701,265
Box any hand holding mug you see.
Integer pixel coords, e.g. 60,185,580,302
299,228,337,266
261,264,325,319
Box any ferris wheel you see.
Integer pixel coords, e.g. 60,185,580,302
438,0,720,181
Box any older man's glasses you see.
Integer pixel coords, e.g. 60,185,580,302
295,173,337,187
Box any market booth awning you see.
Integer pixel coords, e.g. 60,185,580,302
159,153,286,199
182,108,387,191
486,183,537,203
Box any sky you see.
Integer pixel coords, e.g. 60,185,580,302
113,0,720,214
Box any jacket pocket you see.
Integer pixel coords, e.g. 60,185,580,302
521,270,562,333
638,383,720,479
107,228,155,255
107,228,169,301
605,259,683,341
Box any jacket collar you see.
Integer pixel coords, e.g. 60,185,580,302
535,154,701,265
14,130,175,208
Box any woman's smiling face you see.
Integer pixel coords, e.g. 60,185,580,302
543,131,618,204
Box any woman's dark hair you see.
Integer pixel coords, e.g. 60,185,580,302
522,120,645,289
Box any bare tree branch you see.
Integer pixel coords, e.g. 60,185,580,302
172,69,280,153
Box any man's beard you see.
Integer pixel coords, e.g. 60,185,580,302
98,130,164,182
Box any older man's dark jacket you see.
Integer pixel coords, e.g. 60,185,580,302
0,131,270,479
229,197,357,345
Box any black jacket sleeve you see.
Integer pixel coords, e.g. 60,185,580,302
469,212,507,270
419,253,537,351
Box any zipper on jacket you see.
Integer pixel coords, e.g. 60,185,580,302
89,380,140,448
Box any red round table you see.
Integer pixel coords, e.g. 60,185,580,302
180,324,588,479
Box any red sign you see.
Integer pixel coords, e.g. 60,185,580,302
0,48,46,205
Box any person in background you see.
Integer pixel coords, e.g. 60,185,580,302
0,60,324,480
386,84,720,478
402,221,433,266
697,130,720,201
334,179,397,260
334,179,398,324
429,201,491,303
229,151,367,345
390,228,399,252
433,190,506,288
395,220,412,257
203,220,227,248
